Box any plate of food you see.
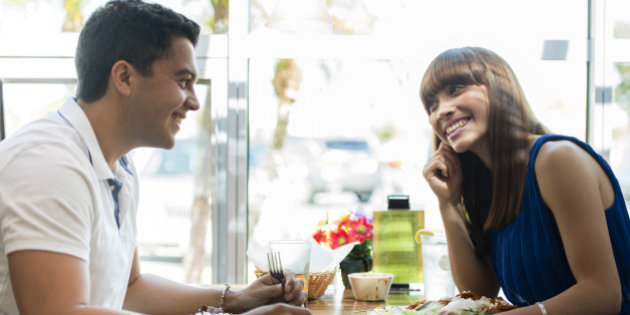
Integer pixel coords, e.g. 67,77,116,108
191,305,228,315
367,291,519,315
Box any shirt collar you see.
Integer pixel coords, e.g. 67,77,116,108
58,97,115,180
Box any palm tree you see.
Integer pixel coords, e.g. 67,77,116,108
271,59,302,152
62,0,85,32
2,0,85,32
247,58,302,240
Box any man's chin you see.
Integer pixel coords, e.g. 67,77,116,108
163,138,176,149
145,137,176,150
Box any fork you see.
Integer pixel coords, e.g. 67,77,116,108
267,251,285,293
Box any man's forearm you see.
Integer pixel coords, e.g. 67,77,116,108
123,274,222,315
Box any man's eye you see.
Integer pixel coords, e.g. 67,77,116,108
179,79,191,88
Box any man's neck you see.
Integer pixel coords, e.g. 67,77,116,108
77,97,131,171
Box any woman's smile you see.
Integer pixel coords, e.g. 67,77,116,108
444,117,471,138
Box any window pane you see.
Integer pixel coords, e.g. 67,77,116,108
0,81,212,284
1,83,70,136
610,63,630,204
612,1,630,39
251,0,585,36
134,83,211,284
246,0,588,282
247,56,587,277
1,0,227,284
0,0,226,34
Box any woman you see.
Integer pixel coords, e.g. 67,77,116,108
421,47,629,314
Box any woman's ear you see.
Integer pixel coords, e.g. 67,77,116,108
110,60,135,97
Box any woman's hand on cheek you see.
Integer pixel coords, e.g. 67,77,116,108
422,142,463,205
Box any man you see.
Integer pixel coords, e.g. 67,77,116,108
0,1,310,314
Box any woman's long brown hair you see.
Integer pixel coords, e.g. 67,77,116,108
420,47,548,255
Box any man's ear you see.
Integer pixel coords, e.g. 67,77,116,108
110,60,136,97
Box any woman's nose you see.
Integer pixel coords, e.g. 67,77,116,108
435,100,455,120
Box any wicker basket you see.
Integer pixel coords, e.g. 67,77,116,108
255,267,337,300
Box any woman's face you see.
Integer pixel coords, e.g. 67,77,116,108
427,84,491,156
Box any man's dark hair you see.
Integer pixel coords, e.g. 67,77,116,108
75,0,200,102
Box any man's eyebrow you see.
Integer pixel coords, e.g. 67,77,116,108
175,69,197,80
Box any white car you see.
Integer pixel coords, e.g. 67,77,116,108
135,139,196,258
303,138,382,203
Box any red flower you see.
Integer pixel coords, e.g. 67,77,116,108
312,228,328,245
312,209,373,258
329,229,349,249
347,217,373,243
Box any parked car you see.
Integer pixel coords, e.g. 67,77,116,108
135,138,196,258
304,137,382,202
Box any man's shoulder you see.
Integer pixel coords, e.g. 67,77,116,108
0,118,89,175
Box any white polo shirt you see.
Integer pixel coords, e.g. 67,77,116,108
0,98,138,314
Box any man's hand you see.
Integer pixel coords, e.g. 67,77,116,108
225,272,307,313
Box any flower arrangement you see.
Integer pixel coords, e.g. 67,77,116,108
312,207,373,259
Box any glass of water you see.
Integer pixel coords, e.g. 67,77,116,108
421,233,456,300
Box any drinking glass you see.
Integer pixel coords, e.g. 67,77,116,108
268,240,311,293
421,233,456,300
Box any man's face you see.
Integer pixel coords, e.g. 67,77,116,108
128,36,199,149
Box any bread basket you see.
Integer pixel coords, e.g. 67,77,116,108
255,266,337,299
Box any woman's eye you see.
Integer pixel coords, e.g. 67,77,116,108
448,85,464,95
426,101,436,113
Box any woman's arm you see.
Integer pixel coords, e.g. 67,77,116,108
524,140,622,315
423,143,499,297
440,202,500,297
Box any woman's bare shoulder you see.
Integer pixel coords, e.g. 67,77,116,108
534,139,594,174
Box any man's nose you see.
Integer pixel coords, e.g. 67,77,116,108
186,89,200,111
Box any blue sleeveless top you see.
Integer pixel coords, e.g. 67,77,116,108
490,134,630,314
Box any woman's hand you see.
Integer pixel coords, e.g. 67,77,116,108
226,272,307,313
422,142,463,206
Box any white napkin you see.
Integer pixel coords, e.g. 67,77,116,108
247,238,359,272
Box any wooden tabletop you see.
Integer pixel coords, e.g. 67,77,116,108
307,288,424,314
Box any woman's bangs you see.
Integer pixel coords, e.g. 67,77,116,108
421,59,481,110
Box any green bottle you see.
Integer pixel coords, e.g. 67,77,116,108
372,195,424,286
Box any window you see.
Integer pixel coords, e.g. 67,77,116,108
589,0,630,205
1,0,627,287
245,0,589,282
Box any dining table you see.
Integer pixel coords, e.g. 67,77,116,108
307,287,424,314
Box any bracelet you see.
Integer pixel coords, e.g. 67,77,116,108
219,283,231,311
537,302,548,315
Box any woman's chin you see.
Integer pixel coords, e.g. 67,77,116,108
447,139,470,153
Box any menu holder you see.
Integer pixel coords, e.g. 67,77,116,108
372,194,424,290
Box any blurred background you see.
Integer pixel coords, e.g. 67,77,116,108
0,0,628,286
